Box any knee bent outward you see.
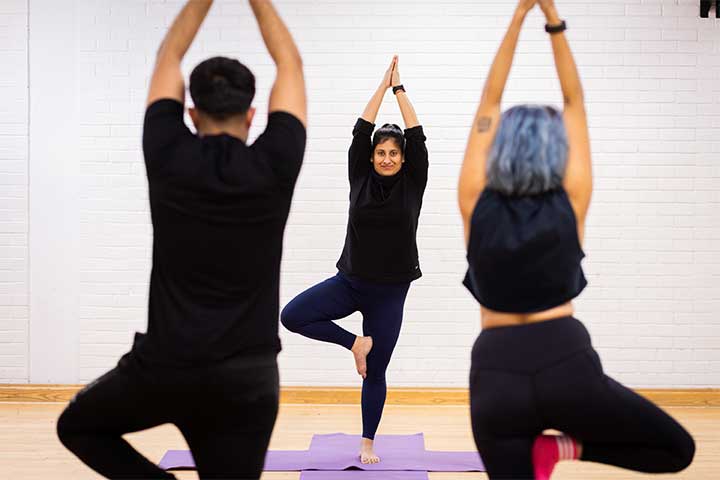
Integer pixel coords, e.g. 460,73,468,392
280,304,303,332
56,407,79,450
666,432,695,473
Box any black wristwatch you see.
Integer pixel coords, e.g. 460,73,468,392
392,84,406,95
545,20,567,34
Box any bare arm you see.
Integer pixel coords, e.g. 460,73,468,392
361,56,396,123
146,0,213,107
541,0,592,235
391,57,420,128
249,0,307,126
458,1,536,246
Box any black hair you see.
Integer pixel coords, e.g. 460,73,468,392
189,56,255,120
372,123,405,154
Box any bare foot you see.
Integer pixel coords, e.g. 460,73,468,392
351,336,373,379
359,437,380,464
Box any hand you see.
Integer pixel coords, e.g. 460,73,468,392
381,55,398,90
517,0,537,14
391,55,401,87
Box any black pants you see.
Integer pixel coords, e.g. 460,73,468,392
470,317,695,479
281,272,410,440
57,351,279,480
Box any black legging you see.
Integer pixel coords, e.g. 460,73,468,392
57,352,279,480
470,316,695,479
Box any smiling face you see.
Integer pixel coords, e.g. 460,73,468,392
372,138,404,176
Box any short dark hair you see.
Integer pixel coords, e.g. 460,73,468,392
189,56,255,120
372,124,405,154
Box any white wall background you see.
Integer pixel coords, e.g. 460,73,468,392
0,0,28,383
1,0,719,387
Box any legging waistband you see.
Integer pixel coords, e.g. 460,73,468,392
471,316,593,373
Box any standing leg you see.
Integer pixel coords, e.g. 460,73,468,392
474,437,535,480
470,368,539,479
56,360,176,479
357,282,410,462
177,362,279,480
280,274,359,350
537,348,695,473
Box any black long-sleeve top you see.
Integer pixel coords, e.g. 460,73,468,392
336,118,429,283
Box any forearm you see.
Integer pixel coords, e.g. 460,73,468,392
543,6,584,105
361,86,386,124
395,91,419,129
482,7,528,105
250,0,302,67
157,0,213,60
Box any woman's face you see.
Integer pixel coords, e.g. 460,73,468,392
372,139,404,176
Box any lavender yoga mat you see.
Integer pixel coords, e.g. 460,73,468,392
422,451,485,472
300,472,429,480
158,433,485,473
158,449,310,471
306,433,426,471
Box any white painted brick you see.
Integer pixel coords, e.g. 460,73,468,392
0,0,27,384
2,0,718,387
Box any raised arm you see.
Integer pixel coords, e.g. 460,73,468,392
390,56,427,186
249,0,307,127
458,0,536,245
540,0,592,235
346,58,396,181
146,0,213,107
391,57,420,129
361,56,396,123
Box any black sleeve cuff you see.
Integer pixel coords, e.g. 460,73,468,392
404,125,426,141
268,110,307,139
145,98,184,118
353,117,375,136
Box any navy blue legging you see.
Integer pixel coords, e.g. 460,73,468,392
281,272,410,440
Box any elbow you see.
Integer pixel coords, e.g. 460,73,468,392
480,87,502,108
291,50,303,67
155,42,181,64
564,88,585,107
277,51,303,69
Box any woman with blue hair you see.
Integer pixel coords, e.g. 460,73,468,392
458,0,695,479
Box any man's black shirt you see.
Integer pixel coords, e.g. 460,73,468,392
134,99,306,366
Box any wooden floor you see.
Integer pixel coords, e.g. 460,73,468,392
1,403,718,479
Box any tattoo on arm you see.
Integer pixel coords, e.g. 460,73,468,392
476,116,492,132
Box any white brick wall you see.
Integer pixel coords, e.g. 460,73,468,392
11,0,720,387
0,0,28,383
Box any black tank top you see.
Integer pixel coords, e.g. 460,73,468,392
463,188,587,313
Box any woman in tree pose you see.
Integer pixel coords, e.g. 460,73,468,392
458,1,695,478
282,55,428,464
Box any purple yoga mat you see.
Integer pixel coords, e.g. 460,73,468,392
158,433,485,473
158,450,193,470
306,433,426,471
422,451,485,471
158,449,310,471
300,472,429,480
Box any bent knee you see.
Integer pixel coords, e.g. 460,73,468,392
668,433,695,472
280,304,302,332
56,407,77,446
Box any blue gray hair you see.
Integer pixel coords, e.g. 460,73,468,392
486,105,568,196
